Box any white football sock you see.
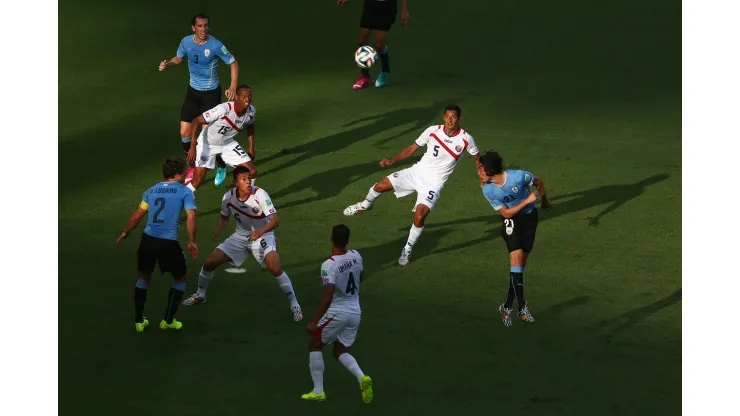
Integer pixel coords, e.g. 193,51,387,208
276,272,299,307
186,183,196,192
338,353,364,382
310,351,325,394
360,186,382,209
405,225,424,250
197,268,214,297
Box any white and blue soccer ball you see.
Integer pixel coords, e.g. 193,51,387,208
354,46,377,69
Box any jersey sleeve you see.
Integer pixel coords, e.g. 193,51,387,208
466,134,480,156
522,171,535,187
139,188,152,210
202,103,228,124
215,41,236,65
483,185,504,211
183,189,197,211
220,191,232,217
320,260,336,286
414,126,436,147
245,106,256,126
176,38,187,59
258,189,277,217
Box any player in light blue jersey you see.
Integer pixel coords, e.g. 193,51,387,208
116,157,199,332
159,13,240,187
478,151,552,327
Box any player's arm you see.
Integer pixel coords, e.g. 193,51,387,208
533,176,552,210
159,56,183,71
498,193,538,219
401,0,411,27
249,214,279,241
212,215,230,242
380,143,420,167
226,60,239,99
183,191,199,258
245,123,255,160
116,206,148,244
309,285,335,331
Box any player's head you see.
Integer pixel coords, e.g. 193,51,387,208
443,104,462,130
235,84,252,108
331,224,351,248
162,156,188,182
191,13,209,40
232,165,252,195
478,151,505,178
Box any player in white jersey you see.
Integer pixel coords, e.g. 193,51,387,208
185,84,258,192
343,104,480,265
182,166,303,322
301,224,373,404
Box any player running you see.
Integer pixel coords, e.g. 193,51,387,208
182,166,303,322
477,151,552,327
301,224,373,404
159,13,240,186
116,157,199,332
338,0,410,89
343,104,480,265
185,84,257,193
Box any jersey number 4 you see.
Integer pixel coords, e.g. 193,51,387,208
345,272,357,295
153,198,166,224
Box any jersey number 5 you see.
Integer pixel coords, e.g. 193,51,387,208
153,198,166,224
345,272,357,295
433,145,440,157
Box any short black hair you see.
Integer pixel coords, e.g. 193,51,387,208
191,13,209,26
236,84,251,94
480,151,504,176
444,104,462,117
331,224,351,247
232,165,251,180
162,157,187,179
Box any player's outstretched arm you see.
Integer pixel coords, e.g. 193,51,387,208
380,143,420,167
158,56,183,71
185,209,199,258
246,124,256,160
225,60,239,100
533,176,552,210
116,207,147,244
498,192,538,219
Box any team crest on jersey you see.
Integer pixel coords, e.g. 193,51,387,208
512,186,519,193
455,145,463,152
201,155,208,162
204,49,211,57
393,173,399,178
252,206,260,214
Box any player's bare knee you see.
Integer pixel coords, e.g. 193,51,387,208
332,343,349,359
173,275,187,284
138,275,152,284
308,335,323,352
179,123,191,138
373,38,386,53
414,206,430,226
358,29,371,45
270,265,283,277
374,178,392,193
509,250,525,266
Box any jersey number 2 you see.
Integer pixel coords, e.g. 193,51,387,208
153,198,166,224
345,272,357,295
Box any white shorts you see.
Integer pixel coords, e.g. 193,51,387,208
196,140,251,170
216,232,276,268
387,167,444,210
314,311,361,347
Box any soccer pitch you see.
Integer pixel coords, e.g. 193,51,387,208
59,1,681,414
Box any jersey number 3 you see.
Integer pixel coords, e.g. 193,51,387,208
345,272,357,295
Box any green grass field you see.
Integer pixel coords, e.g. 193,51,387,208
59,1,681,414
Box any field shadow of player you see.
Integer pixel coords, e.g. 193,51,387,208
283,228,455,274
270,159,416,210
537,296,590,318
419,173,671,255
597,288,681,343
258,99,458,176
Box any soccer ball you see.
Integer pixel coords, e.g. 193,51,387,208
354,46,377,69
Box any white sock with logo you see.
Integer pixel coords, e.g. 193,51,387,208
309,351,325,394
360,186,381,209
405,225,424,251
276,272,298,307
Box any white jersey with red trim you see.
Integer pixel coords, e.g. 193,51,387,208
320,250,363,315
220,186,277,235
200,102,256,146
412,125,479,187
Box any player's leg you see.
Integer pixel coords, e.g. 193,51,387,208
399,180,441,265
158,241,189,330
261,238,303,321
183,236,246,305
180,87,200,179
372,30,390,88
333,315,373,403
514,211,538,323
353,5,373,90
221,142,256,183
187,140,217,192
344,169,410,216
133,275,151,332
302,317,332,401
133,234,158,332
201,86,229,186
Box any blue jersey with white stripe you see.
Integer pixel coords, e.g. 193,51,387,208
176,35,235,91
482,170,536,215
140,181,197,241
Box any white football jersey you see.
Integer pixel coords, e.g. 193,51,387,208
320,250,363,315
220,186,277,235
412,125,479,187
200,102,256,146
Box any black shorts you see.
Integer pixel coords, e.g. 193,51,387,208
501,210,538,253
360,0,397,32
137,233,187,277
180,86,222,123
